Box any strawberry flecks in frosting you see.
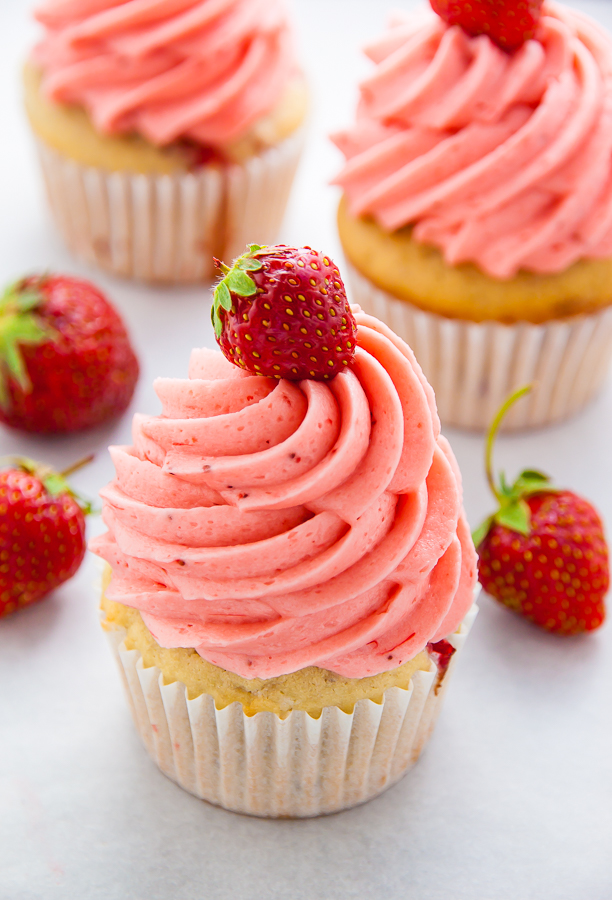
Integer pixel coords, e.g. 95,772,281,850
90,310,476,679
32,0,296,147
333,3,612,278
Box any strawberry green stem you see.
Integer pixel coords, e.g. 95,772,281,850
485,384,532,502
473,384,557,547
211,245,265,338
60,454,95,479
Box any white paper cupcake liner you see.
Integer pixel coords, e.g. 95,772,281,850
35,128,305,284
102,603,478,818
346,261,612,431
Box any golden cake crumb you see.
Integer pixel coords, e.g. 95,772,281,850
101,574,432,718
24,63,308,173
338,196,612,324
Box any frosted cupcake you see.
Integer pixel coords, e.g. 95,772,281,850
25,0,307,283
333,1,612,430
90,245,478,817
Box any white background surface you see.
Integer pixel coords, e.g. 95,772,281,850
1,1,611,898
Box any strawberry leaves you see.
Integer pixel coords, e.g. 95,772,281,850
472,469,556,547
0,279,52,411
212,245,264,337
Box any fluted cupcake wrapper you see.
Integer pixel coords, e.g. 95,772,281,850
102,602,478,818
34,128,305,284
346,262,612,432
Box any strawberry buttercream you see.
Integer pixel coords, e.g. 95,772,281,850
333,2,612,278
32,0,296,146
91,310,476,680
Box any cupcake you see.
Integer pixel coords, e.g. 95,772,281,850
90,245,478,817
332,1,612,430
25,0,307,283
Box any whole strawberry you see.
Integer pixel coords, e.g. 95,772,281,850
430,0,543,52
474,388,608,635
211,245,357,380
0,274,139,434
0,458,91,617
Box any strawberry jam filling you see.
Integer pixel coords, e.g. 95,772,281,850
427,638,456,673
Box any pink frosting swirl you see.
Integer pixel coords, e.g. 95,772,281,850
91,310,476,680
333,3,612,278
32,0,296,146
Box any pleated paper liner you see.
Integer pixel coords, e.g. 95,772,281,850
35,127,305,284
345,261,612,432
102,603,478,818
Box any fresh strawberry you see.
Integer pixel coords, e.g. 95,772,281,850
473,388,609,635
430,0,543,52
0,274,139,434
211,244,357,380
0,457,92,617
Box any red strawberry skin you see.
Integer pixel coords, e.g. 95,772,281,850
0,275,139,434
0,469,86,617
430,0,543,52
215,246,357,381
477,491,608,634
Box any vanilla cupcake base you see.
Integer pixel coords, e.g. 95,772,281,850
346,262,612,432
103,603,478,818
35,128,305,283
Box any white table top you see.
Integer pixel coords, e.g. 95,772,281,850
1,2,611,898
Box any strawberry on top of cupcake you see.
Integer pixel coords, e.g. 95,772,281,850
211,244,357,380
430,0,543,51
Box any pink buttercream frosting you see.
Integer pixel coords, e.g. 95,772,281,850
333,3,612,278
90,309,476,680
32,0,297,147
